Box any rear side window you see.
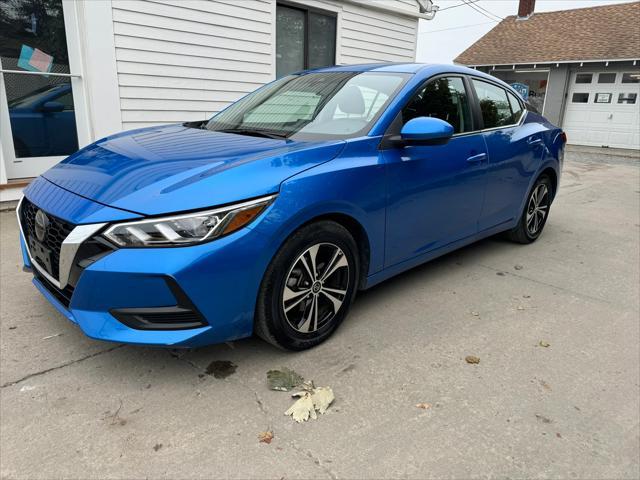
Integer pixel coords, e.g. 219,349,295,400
401,76,472,133
472,79,516,129
507,92,525,123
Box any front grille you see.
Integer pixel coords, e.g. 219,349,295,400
20,197,75,280
33,269,75,308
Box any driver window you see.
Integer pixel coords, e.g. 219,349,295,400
401,77,471,134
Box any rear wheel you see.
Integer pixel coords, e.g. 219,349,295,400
506,175,553,244
255,221,359,350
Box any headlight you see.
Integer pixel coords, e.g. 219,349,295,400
102,195,275,247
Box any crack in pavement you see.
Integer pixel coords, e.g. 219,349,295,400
477,263,620,307
167,352,335,478
0,344,125,388
287,440,338,480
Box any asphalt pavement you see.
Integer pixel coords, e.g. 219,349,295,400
1,151,639,479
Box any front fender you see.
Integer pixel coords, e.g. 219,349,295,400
251,139,386,275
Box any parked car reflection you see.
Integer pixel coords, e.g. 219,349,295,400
9,83,78,158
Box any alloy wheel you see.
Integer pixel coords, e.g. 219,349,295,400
526,183,549,236
282,242,350,333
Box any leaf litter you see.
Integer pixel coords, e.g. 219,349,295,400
267,369,335,423
267,367,304,392
285,382,335,423
258,431,274,444
465,355,480,364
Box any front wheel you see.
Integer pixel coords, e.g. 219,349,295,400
255,221,359,350
506,175,553,244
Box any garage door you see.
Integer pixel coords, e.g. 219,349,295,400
563,71,640,150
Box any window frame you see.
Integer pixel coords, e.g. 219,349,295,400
276,1,337,76
383,74,479,138
467,76,527,132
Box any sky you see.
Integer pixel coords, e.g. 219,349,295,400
416,0,639,64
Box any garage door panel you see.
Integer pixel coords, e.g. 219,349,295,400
564,69,640,150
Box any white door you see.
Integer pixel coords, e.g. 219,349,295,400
563,70,640,150
0,0,89,180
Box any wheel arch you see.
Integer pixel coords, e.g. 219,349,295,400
291,213,371,290
538,166,559,201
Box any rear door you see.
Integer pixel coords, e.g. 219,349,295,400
382,75,489,267
471,78,545,231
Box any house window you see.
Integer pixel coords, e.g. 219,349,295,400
276,4,336,78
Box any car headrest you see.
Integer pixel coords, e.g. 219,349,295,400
337,85,365,115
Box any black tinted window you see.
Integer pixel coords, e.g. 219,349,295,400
401,77,471,133
472,79,515,128
507,92,524,123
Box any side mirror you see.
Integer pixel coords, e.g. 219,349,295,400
41,101,65,113
400,117,454,145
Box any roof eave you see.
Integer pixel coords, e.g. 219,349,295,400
457,57,640,67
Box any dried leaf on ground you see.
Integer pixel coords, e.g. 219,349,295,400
285,386,334,422
416,403,432,410
311,387,334,414
465,355,480,364
267,368,304,392
538,341,551,348
285,392,316,423
258,431,274,444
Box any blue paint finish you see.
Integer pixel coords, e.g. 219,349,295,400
42,125,346,215
400,117,454,142
383,133,489,266
20,63,564,347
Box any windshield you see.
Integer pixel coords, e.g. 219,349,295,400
205,72,409,140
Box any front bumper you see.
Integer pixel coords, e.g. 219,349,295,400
19,182,276,347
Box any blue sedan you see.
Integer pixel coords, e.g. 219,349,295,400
18,63,565,350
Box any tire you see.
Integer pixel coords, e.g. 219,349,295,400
255,221,359,351
506,175,553,244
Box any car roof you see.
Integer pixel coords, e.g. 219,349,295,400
304,63,519,95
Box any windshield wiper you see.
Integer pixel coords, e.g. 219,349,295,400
183,120,208,129
217,128,289,140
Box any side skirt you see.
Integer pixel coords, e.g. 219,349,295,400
362,220,514,290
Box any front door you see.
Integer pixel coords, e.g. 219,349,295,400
383,76,488,267
0,0,83,180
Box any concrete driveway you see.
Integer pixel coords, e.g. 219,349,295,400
1,152,639,479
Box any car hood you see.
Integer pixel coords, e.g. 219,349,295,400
42,124,345,216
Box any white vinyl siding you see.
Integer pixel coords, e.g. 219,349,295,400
112,0,419,129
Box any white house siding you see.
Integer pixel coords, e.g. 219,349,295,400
111,0,419,130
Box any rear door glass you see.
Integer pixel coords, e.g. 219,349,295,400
472,79,516,129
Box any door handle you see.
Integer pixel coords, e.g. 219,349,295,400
466,153,487,164
527,137,543,146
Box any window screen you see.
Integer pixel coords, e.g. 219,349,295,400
401,77,471,134
472,79,513,128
